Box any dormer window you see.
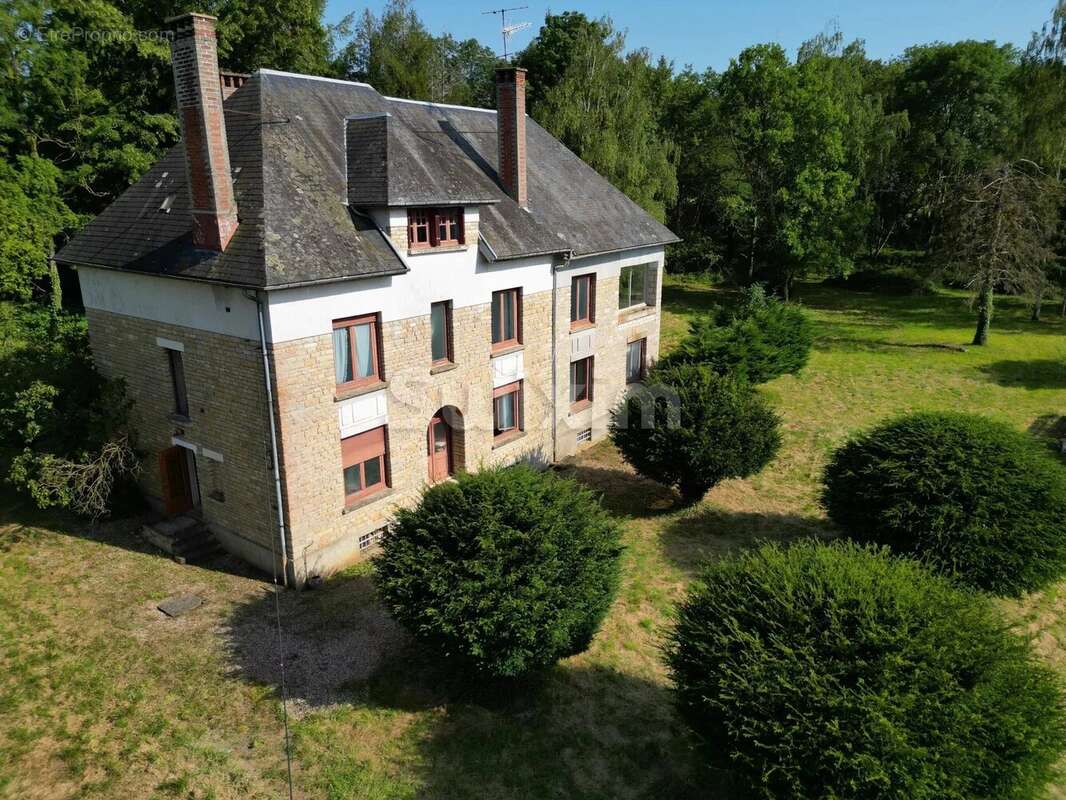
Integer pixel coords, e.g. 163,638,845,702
408,207,464,250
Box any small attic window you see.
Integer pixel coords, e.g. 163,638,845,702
159,194,176,214
407,207,464,251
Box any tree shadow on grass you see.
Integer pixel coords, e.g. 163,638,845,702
0,485,269,583
220,568,408,711
354,651,733,799
223,568,740,799
554,463,679,518
979,360,1066,390
662,506,836,576
661,280,736,319
1028,414,1066,463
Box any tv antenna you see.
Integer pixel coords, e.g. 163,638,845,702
483,6,531,61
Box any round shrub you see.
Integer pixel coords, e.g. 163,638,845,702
609,363,780,504
373,464,622,678
822,411,1066,595
663,285,813,384
666,540,1066,800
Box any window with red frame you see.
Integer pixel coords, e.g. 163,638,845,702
408,208,431,248
493,381,523,440
333,314,383,391
570,274,595,329
570,356,594,409
491,288,521,350
408,207,464,249
436,207,463,245
341,426,389,504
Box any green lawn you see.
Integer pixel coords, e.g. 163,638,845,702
1,278,1065,799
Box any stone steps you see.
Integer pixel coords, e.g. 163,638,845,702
140,515,221,565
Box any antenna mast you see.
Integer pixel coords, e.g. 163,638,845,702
483,5,531,61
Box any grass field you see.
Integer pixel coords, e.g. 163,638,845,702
1,278,1065,799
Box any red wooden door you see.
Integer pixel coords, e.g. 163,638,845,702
427,416,452,483
159,446,193,515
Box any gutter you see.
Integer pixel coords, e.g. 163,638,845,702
247,290,291,587
550,250,574,464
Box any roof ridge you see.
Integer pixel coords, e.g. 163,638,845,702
256,67,497,115
383,95,496,114
257,68,375,89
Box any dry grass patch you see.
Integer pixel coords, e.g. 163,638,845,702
2,278,1065,798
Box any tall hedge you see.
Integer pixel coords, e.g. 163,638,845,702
610,363,780,504
822,411,1066,595
663,285,813,384
666,540,1066,800
374,465,622,678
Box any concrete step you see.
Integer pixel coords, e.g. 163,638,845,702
173,539,222,565
140,516,221,565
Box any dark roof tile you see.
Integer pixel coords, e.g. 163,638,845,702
56,69,677,287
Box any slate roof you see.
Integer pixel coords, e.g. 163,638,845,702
56,69,679,289
345,113,501,207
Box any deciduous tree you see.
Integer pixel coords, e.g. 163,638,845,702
938,160,1061,344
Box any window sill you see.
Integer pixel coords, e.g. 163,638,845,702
407,244,470,257
430,361,458,375
342,487,394,514
490,343,524,358
492,430,526,450
618,305,656,324
335,381,388,402
569,400,593,415
168,413,192,425
569,321,596,333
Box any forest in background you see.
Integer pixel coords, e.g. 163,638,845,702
2,0,1065,304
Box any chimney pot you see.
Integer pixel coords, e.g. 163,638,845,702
168,12,238,252
495,67,528,208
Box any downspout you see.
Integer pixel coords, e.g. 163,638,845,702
551,250,574,464
248,290,291,587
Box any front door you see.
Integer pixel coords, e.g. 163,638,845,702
159,445,194,515
428,416,452,483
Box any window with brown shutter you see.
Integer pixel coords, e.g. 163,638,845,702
341,426,389,503
493,381,523,440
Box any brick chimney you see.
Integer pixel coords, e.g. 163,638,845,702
495,67,528,208
167,13,238,251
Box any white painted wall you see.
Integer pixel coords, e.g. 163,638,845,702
561,245,665,281
78,266,260,340
265,246,557,344
77,239,665,349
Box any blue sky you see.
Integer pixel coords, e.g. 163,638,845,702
323,0,1056,72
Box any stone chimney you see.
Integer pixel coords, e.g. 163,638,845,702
167,13,238,252
495,67,528,207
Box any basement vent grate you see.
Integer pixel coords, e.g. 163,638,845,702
576,428,593,444
358,527,385,551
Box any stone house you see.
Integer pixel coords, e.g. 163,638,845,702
55,13,678,586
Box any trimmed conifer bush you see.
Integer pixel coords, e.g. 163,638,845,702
666,540,1066,800
663,285,813,384
609,363,780,504
373,465,622,678
822,411,1066,595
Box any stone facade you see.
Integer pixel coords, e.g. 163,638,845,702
271,288,556,581
552,264,662,460
82,254,663,586
85,307,281,572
